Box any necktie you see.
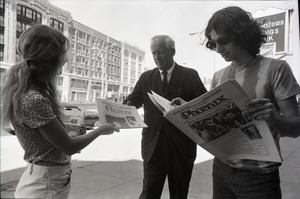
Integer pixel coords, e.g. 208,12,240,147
162,71,168,94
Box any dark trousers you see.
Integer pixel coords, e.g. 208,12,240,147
139,131,194,199
213,158,282,199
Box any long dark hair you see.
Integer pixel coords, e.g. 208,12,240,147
1,24,69,126
205,6,267,55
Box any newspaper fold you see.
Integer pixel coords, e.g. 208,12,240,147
148,80,282,163
147,91,174,114
97,99,147,129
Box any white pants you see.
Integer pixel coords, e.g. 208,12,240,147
15,163,72,199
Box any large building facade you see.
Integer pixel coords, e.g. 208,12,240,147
1,0,146,103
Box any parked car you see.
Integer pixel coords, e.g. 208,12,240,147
62,105,85,135
62,104,99,130
82,108,100,129
62,103,146,130
63,105,82,112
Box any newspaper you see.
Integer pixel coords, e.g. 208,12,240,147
147,91,174,114
148,80,282,163
97,99,147,129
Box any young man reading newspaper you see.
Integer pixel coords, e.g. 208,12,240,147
172,6,300,199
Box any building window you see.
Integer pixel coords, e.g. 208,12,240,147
131,61,136,69
26,8,33,19
131,69,135,76
131,53,136,60
122,86,128,93
124,59,128,67
17,21,27,32
36,13,41,23
0,50,3,61
16,21,30,37
124,68,128,76
124,50,129,58
0,33,4,45
77,31,85,39
91,82,102,90
138,56,143,63
57,76,63,86
77,92,87,102
130,78,136,84
17,5,22,15
70,78,88,89
0,0,4,9
77,43,85,52
50,18,64,31
0,16,4,27
17,5,42,23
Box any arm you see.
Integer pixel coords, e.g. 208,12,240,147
243,62,300,137
39,119,119,155
123,73,145,108
244,96,300,138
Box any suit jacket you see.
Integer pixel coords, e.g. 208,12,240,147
124,63,207,163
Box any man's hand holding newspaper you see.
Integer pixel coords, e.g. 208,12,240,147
148,80,282,164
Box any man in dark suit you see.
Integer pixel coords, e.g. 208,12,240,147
123,35,207,199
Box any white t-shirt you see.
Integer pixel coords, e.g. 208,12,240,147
211,55,300,172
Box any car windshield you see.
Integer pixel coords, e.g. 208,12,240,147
84,109,97,112
64,107,81,111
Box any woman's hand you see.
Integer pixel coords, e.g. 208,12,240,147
96,123,120,136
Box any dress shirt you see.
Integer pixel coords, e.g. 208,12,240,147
159,62,175,83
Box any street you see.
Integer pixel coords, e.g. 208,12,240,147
2,129,300,199
0,128,213,173
1,128,215,199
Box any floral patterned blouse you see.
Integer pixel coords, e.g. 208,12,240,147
11,90,70,166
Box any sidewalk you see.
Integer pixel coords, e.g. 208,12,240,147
1,129,300,199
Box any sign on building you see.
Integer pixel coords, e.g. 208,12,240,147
254,9,291,57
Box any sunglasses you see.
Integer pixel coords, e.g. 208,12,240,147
209,35,232,50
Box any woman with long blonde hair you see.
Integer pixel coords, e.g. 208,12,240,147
1,24,119,199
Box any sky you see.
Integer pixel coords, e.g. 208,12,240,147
49,0,299,80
